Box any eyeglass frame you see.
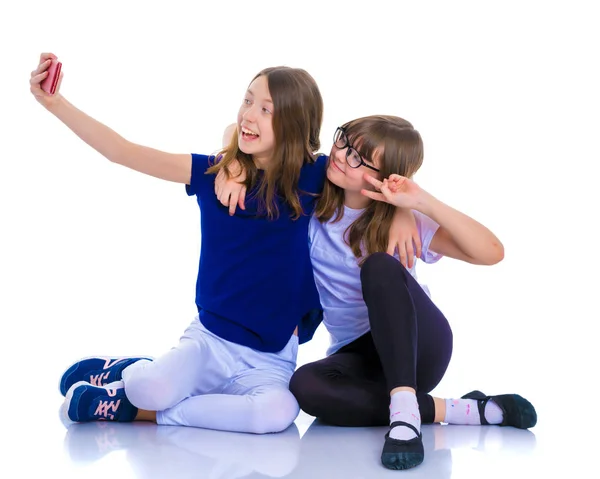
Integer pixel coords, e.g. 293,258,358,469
333,127,380,173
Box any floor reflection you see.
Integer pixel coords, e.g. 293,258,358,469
62,419,536,478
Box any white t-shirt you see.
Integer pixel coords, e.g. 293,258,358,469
308,206,442,356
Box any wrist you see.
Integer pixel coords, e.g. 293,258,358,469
44,94,66,114
414,190,437,215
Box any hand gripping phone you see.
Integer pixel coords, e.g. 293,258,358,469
41,59,62,94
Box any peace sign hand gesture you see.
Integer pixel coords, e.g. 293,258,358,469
361,174,425,210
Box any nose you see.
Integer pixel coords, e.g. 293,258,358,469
334,146,347,163
243,104,258,122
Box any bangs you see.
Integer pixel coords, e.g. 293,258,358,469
340,115,423,178
343,122,383,164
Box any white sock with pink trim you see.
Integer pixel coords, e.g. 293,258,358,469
444,398,503,425
389,391,421,441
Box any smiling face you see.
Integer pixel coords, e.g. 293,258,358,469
326,134,382,208
323,116,424,209
236,74,276,168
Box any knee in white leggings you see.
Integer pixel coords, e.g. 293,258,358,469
248,389,300,434
122,360,188,411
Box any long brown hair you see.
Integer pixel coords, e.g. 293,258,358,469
207,67,323,219
315,115,424,263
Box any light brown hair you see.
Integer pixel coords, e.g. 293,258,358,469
315,115,424,263
207,67,323,219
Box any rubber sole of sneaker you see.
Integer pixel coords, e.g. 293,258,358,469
60,380,89,427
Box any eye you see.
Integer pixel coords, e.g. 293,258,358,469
262,107,272,114
243,98,252,106
349,150,362,164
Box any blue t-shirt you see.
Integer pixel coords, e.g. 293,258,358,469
186,154,327,352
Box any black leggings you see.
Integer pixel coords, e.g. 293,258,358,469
289,252,454,426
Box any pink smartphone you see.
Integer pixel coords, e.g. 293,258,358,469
41,60,62,94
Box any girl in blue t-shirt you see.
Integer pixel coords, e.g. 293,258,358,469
30,53,328,434
217,115,536,470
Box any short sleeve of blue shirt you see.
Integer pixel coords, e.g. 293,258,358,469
186,154,215,197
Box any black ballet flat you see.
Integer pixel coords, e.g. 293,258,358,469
381,421,424,470
462,390,537,429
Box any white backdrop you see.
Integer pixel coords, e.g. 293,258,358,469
1,0,598,472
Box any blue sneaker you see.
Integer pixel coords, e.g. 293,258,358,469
59,356,152,396
61,381,138,426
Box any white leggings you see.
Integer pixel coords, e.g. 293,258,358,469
121,317,300,434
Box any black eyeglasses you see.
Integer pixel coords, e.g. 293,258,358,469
333,127,380,172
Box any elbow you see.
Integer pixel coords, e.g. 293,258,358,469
222,123,237,148
109,138,134,166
